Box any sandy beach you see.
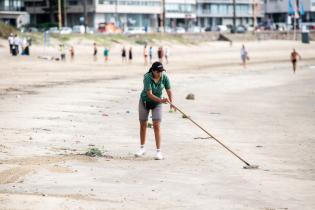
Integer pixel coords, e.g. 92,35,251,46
0,38,315,210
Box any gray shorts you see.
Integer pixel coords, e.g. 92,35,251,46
139,99,162,121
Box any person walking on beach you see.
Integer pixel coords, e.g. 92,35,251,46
135,61,175,160
12,34,20,56
104,47,109,62
291,48,301,73
8,33,14,55
93,42,98,61
21,37,30,56
240,45,249,68
128,47,133,63
149,46,153,64
164,46,170,64
121,47,127,63
59,44,66,61
157,46,164,63
143,45,148,65
69,46,75,61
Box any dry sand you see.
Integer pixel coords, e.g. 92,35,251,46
0,38,315,210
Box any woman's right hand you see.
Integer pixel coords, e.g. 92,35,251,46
161,98,169,104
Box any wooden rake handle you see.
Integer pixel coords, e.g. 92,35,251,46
168,102,251,166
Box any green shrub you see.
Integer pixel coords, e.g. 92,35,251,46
85,147,103,157
39,22,57,30
0,22,17,38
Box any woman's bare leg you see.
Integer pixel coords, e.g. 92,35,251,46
153,120,161,149
140,120,147,145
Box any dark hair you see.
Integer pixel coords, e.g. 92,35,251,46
148,61,165,73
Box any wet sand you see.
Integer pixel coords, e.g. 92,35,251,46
0,38,315,210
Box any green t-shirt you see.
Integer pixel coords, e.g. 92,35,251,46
140,72,171,106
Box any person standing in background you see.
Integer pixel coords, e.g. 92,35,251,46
104,47,109,62
128,47,133,63
69,46,75,61
93,42,98,61
59,44,66,61
240,45,249,68
144,45,148,65
149,46,153,64
8,33,14,55
13,34,20,56
290,48,302,73
164,46,170,64
121,47,127,63
157,46,164,63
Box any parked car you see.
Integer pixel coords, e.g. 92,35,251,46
245,25,254,32
188,26,202,33
48,27,59,34
303,23,315,31
60,27,72,34
125,27,146,34
175,27,186,33
20,27,39,33
204,26,212,32
165,27,174,33
236,25,246,33
86,27,95,34
274,23,287,31
72,25,85,34
213,25,230,33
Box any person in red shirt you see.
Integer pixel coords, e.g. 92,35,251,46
291,48,302,73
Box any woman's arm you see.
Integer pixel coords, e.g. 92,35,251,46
147,90,169,103
166,89,176,111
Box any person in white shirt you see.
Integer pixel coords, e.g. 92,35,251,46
164,47,170,64
8,33,14,55
240,45,249,68
13,35,20,55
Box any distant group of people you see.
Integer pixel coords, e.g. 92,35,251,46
143,45,170,65
58,44,75,61
8,33,31,56
8,34,302,74
121,46,133,63
89,43,171,65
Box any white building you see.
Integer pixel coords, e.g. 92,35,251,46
24,0,266,31
0,0,30,28
196,0,264,28
265,0,315,23
94,0,161,31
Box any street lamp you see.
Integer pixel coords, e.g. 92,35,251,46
232,0,236,33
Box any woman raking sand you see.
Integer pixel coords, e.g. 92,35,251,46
135,62,175,160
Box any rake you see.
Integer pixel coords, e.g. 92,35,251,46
169,102,259,169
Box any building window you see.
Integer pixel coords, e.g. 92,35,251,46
0,0,24,11
166,3,195,13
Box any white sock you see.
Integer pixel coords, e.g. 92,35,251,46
156,149,161,153
140,145,144,149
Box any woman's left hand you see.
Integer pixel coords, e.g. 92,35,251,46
170,104,176,112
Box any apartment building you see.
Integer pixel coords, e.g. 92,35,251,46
24,0,264,30
0,0,30,27
265,0,315,23
165,0,196,29
196,0,264,28
24,0,95,27
94,0,161,31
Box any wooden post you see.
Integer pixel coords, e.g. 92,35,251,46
58,0,62,29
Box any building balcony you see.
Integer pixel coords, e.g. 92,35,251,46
96,4,160,14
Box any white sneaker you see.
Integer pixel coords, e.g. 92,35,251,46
135,148,145,157
155,152,164,160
